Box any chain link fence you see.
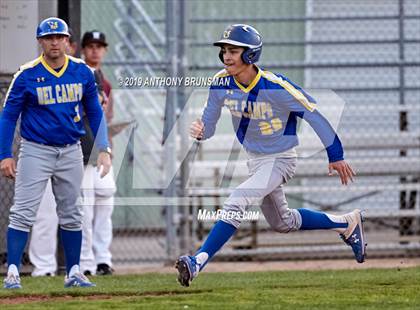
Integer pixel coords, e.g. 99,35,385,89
107,0,420,264
0,78,26,268
0,0,419,270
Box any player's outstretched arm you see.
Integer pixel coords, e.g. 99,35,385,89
328,160,356,185
0,158,16,179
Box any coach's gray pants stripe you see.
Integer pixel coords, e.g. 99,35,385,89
222,153,302,232
9,139,84,232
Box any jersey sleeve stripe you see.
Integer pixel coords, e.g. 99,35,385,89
213,68,230,79
281,80,316,112
67,55,85,64
262,70,316,112
3,57,42,107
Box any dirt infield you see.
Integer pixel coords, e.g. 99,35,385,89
115,257,420,275
0,291,208,305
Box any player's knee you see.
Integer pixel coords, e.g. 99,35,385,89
9,211,35,231
270,222,293,233
220,204,245,229
269,209,301,233
227,189,265,209
58,210,83,230
60,222,82,231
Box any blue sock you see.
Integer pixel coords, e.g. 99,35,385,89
7,227,29,270
195,220,237,270
298,208,348,230
59,228,82,275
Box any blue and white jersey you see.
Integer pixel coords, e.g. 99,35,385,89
202,67,344,162
0,54,109,160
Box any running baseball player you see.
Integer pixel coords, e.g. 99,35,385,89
176,24,366,287
0,17,111,289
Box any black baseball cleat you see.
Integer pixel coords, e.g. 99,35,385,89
175,255,199,287
83,270,93,276
96,263,113,276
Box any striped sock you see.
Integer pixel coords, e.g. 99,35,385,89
298,208,348,233
195,220,237,270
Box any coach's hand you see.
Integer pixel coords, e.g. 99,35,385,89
190,119,204,140
97,152,112,178
0,158,17,179
328,160,356,185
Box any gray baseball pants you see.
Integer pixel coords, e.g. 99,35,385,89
9,139,84,232
222,152,302,232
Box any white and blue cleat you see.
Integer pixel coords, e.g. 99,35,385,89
3,273,22,289
341,209,367,263
175,255,199,287
64,272,96,288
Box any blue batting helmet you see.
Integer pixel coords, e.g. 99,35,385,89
214,24,262,64
36,17,70,38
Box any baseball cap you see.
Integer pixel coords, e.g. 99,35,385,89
81,30,108,48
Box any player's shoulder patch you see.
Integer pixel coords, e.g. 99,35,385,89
210,69,231,88
67,56,93,77
18,56,42,72
4,57,42,107
213,68,230,79
263,70,316,112
261,70,284,85
67,55,86,64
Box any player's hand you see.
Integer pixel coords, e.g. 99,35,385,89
0,158,17,179
328,160,356,185
190,119,204,140
97,152,112,178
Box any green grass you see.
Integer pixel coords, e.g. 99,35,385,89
0,267,419,309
